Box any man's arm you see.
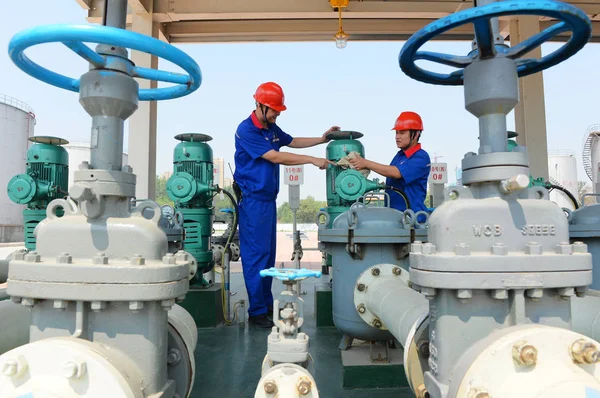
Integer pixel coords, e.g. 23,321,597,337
349,155,402,179
262,150,333,169
287,126,341,149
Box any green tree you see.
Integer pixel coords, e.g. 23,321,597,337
155,175,173,207
277,196,327,223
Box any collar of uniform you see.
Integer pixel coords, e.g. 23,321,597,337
401,143,422,159
251,111,266,130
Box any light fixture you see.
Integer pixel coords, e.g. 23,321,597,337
330,0,349,49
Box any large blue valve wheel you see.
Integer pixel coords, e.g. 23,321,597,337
399,0,591,86
8,24,201,101
260,268,322,281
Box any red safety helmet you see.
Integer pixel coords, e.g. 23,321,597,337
253,82,287,112
392,111,423,131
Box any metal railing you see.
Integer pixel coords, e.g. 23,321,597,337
0,93,35,116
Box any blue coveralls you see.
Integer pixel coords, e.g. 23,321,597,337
234,112,293,317
385,143,431,221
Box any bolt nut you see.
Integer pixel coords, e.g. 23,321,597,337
491,243,508,256
558,287,575,299
129,301,144,311
456,289,472,301
79,161,91,170
121,165,133,173
417,340,430,357
455,243,471,255
525,242,543,255
167,349,182,365
163,253,176,265
24,252,41,262
297,377,312,395
62,359,86,379
393,267,402,276
526,288,543,301
10,296,22,304
161,299,175,310
357,283,366,292
421,287,437,299
263,380,277,394
57,252,73,264
371,268,380,276
92,253,108,265
411,241,423,253
130,254,145,265
422,243,436,255
512,341,538,366
573,242,588,253
576,286,589,298
491,289,508,300
175,251,189,262
53,300,68,310
90,301,106,312
2,356,28,378
357,304,366,314
11,250,25,261
416,384,428,398
571,339,600,364
176,295,186,303
21,298,36,307
556,242,573,255
372,319,382,328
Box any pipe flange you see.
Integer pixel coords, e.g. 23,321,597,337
353,263,410,330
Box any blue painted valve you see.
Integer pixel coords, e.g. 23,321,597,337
8,24,201,100
260,268,322,281
399,0,592,86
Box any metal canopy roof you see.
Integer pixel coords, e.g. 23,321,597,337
76,0,600,43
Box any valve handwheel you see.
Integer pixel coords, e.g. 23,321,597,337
8,24,201,100
399,0,591,86
260,268,322,281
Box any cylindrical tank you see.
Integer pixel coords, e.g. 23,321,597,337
166,133,217,281
590,131,600,191
63,141,129,188
0,94,35,243
548,150,578,210
319,205,412,341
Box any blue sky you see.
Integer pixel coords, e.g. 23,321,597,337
2,1,598,206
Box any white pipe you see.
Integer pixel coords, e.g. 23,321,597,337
363,277,429,347
0,300,31,355
571,291,600,341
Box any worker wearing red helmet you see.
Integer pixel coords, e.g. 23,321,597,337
234,82,339,328
349,111,431,217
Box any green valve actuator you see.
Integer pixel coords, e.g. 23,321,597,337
166,133,219,284
7,136,69,250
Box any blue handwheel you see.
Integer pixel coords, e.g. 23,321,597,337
260,268,322,281
8,24,201,100
399,0,591,86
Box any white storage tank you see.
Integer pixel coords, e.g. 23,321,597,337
64,142,129,188
548,150,578,210
0,94,35,243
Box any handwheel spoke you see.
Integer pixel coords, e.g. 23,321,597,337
415,51,474,68
506,22,570,59
133,66,191,85
61,41,106,68
472,18,496,59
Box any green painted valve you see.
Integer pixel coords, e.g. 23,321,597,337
166,133,218,282
6,136,69,250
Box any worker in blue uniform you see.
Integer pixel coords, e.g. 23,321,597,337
234,81,339,328
349,111,431,218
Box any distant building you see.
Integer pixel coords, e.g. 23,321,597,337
160,171,173,180
223,177,233,188
214,157,225,187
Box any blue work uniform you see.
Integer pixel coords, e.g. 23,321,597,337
234,112,293,317
385,144,431,220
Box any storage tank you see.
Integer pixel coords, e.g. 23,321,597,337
548,150,578,210
0,94,35,243
64,141,128,188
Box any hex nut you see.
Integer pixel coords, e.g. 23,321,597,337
53,300,68,310
572,242,588,253
411,241,423,253
92,253,108,265
526,288,543,300
62,360,87,379
556,243,573,255
422,243,436,255
456,289,472,300
57,253,73,264
24,252,41,262
393,267,402,276
2,356,28,378
491,289,508,300
163,253,176,264
357,304,366,314
525,243,543,255
371,268,380,276
21,298,36,307
512,341,537,366
491,243,507,256
129,301,144,310
372,319,383,329
297,377,312,395
263,380,277,394
576,286,589,298
90,301,106,312
557,287,574,299
357,283,366,292
571,339,600,364
131,254,145,265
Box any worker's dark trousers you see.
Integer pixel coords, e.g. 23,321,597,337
239,197,276,317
